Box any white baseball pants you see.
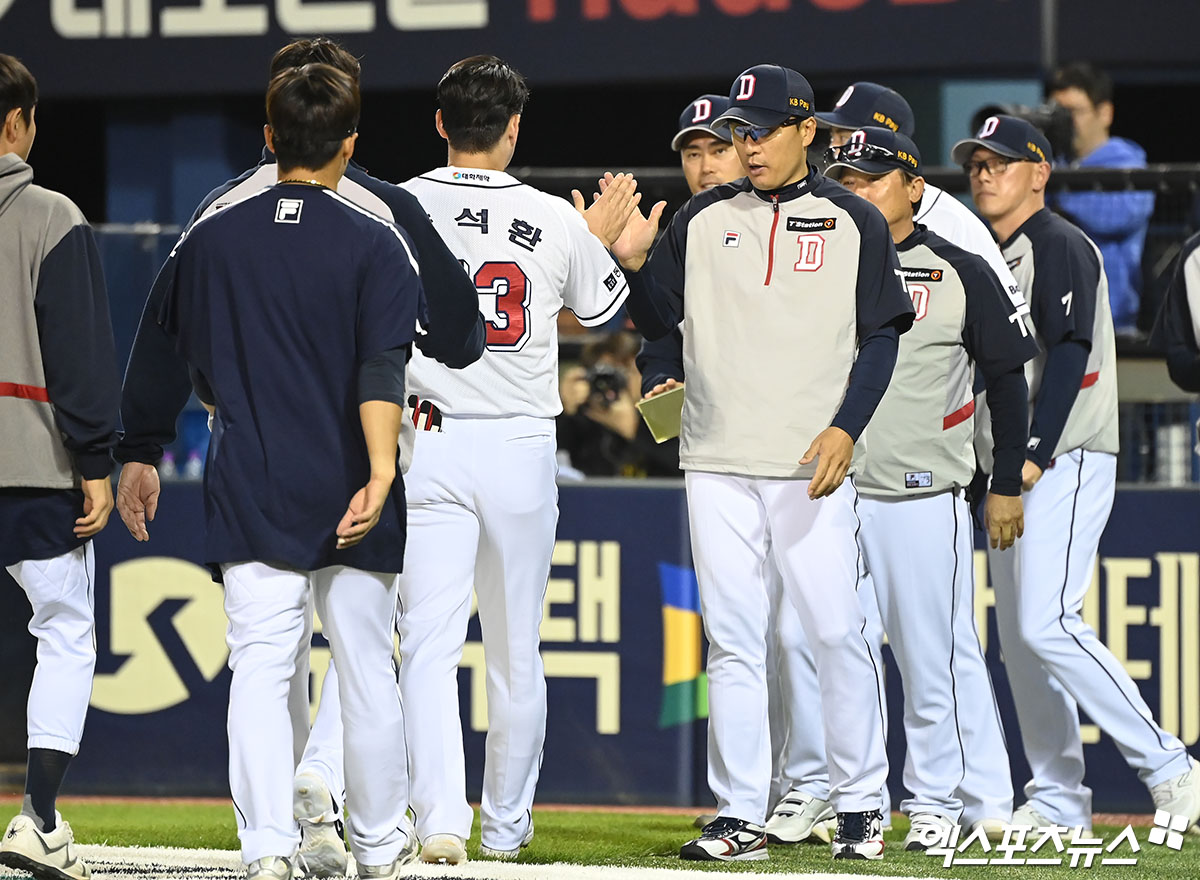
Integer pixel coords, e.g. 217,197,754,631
7,543,96,755
861,491,1012,822
686,472,888,824
398,415,557,849
223,562,408,867
991,449,1191,827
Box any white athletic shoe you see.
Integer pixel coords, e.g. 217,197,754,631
478,821,534,861
831,810,885,860
419,834,467,865
293,774,347,879
679,817,768,862
903,813,956,852
1150,759,1200,831
247,856,292,880
0,813,90,880
764,791,836,844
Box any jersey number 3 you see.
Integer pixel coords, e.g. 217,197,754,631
473,262,532,351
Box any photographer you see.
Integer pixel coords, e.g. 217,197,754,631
557,333,680,477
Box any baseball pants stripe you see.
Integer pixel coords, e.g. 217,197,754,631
992,449,1191,826
7,543,96,755
224,562,408,866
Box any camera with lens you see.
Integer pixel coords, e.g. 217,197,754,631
971,102,1075,163
586,363,628,410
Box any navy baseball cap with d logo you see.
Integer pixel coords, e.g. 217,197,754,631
711,64,814,130
951,114,1053,165
671,94,734,151
826,127,922,178
816,82,915,136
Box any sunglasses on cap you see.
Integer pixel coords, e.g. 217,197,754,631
730,117,802,143
823,141,907,167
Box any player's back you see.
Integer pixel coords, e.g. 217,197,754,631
402,167,627,418
162,183,423,571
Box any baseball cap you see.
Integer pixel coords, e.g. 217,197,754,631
951,114,1053,165
671,94,734,151
711,64,814,130
816,82,915,136
826,127,921,178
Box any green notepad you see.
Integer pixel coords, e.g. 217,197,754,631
635,385,684,443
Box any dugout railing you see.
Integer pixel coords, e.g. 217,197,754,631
93,164,1200,485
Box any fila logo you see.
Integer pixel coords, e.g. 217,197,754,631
723,230,741,247
736,74,756,101
692,99,713,123
978,115,1000,138
835,85,854,108
275,198,303,224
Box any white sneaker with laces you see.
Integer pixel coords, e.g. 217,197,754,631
1150,758,1200,831
765,791,836,844
292,774,347,879
831,809,885,860
679,817,768,862
903,812,956,851
246,856,292,880
0,813,90,880
419,834,467,865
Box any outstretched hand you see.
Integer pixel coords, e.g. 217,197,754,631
571,172,642,248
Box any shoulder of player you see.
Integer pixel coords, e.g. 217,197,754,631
1179,229,1200,267
917,228,995,286
19,183,87,230
1026,210,1100,268
193,163,274,222
343,165,424,221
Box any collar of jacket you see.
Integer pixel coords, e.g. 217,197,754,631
747,164,822,204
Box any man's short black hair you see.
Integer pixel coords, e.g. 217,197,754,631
266,63,360,172
1048,62,1113,108
0,54,37,127
269,38,361,84
437,55,529,154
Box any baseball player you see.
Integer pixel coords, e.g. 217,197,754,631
827,126,1037,849
0,54,120,880
1153,229,1200,393
301,55,639,866
954,115,1200,831
616,64,914,861
640,92,837,841
155,63,425,880
753,82,1032,845
113,38,485,878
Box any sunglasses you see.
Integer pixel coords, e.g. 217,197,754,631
962,156,1031,178
823,142,898,165
730,117,802,143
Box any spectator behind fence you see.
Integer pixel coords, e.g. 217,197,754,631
557,332,681,478
1047,62,1154,335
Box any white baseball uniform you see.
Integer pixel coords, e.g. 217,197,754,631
989,208,1191,827
304,165,628,851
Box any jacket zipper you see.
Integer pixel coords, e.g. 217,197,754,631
764,195,780,286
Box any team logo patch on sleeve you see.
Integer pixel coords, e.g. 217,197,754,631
905,472,934,489
902,268,944,283
274,199,303,224
603,267,623,291
786,217,836,232
723,231,741,247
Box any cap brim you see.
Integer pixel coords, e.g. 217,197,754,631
671,124,732,151
814,110,866,131
826,160,899,178
712,107,792,130
950,137,1027,165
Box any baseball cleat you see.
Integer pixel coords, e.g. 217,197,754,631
0,813,90,880
246,856,291,880
765,790,836,844
293,774,347,878
478,820,533,860
679,816,768,862
831,809,885,860
903,812,956,851
419,834,467,865
1150,758,1200,831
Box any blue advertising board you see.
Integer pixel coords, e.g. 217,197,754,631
2,481,1196,813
